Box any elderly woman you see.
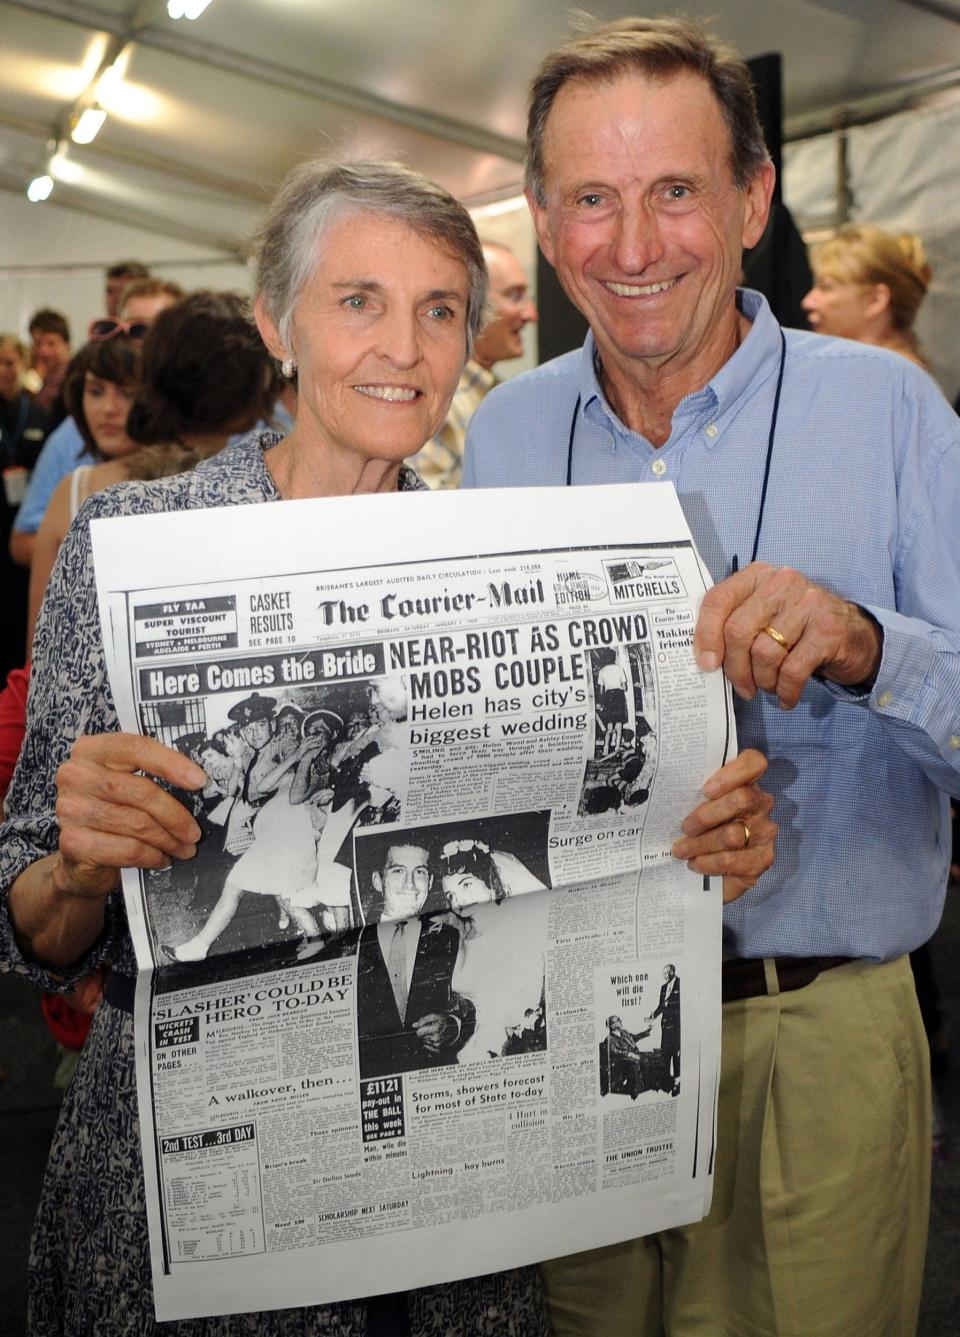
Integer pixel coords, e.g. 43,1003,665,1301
0,159,775,1335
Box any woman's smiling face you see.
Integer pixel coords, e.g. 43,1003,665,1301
275,211,470,469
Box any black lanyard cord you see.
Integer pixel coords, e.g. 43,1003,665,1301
746,326,787,568
565,326,788,575
564,393,581,488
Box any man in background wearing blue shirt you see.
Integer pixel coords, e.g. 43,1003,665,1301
8,416,91,569
464,16,960,1337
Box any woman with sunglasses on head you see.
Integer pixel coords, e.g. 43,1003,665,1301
111,275,185,327
25,292,275,652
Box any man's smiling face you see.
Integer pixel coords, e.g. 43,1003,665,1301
528,70,772,396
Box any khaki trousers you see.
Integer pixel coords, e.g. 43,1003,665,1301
543,956,930,1337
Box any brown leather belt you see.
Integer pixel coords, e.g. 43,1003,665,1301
721,955,853,1004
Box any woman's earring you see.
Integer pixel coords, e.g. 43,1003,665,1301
281,357,296,379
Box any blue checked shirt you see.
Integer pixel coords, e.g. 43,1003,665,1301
463,289,960,961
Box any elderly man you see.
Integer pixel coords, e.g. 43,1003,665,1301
599,1014,654,1099
410,239,537,488
357,842,474,1078
464,15,960,1337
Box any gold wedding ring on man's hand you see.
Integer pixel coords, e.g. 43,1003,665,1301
739,821,751,849
761,624,790,650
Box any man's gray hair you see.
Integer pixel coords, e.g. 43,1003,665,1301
526,15,770,205
254,159,487,352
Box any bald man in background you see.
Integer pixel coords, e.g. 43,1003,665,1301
409,239,537,489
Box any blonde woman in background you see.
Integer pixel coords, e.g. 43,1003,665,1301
802,223,932,367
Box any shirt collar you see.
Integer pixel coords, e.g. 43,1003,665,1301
707,289,784,440
575,288,783,448
463,359,499,393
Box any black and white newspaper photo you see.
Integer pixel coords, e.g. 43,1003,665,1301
90,481,733,1321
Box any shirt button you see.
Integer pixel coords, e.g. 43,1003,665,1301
950,735,960,750
651,458,667,476
705,423,718,438
877,690,893,708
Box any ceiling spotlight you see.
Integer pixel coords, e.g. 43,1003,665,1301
27,174,54,203
167,0,215,18
71,106,107,145
96,61,123,103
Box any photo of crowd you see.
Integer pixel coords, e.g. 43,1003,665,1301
140,675,411,964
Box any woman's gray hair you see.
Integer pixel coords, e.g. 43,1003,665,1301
254,159,487,353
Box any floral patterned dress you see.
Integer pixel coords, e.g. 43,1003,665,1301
0,432,548,1337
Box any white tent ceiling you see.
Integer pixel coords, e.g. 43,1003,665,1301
2,0,960,260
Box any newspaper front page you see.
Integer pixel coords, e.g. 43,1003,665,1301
91,482,734,1321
